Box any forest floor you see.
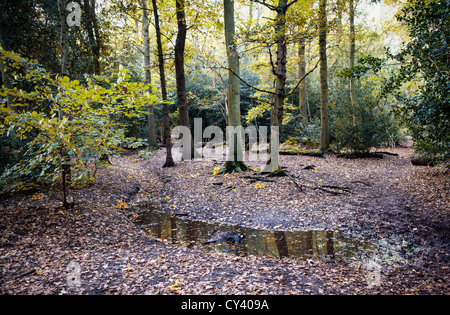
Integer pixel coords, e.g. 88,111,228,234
0,145,449,295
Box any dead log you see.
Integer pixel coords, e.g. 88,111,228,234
376,151,399,156
279,150,325,158
337,153,383,159
411,158,434,166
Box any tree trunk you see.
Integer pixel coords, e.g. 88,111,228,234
349,0,356,123
0,32,15,111
263,0,289,174
152,0,174,167
174,0,198,159
83,0,101,75
142,0,158,149
222,0,248,173
58,0,68,76
175,0,189,129
0,54,15,111
298,35,307,122
319,0,329,152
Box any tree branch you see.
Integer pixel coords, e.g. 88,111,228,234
287,0,300,9
286,57,320,96
220,65,276,95
250,0,277,11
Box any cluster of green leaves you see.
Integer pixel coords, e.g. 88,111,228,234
339,55,384,79
0,47,158,193
332,91,401,153
385,0,449,165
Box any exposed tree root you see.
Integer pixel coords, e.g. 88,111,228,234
219,161,250,174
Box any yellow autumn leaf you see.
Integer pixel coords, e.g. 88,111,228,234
168,279,182,293
255,184,265,189
114,199,128,209
213,167,220,176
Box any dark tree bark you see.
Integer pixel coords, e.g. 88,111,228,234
152,0,174,167
141,0,158,149
83,0,101,75
175,0,189,129
319,0,329,151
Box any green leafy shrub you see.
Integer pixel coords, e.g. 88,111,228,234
333,90,401,153
0,47,158,199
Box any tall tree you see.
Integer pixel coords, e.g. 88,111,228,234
141,0,158,149
298,35,307,121
318,0,329,151
175,0,189,129
152,0,175,167
349,0,356,122
57,0,68,76
221,0,248,173
83,0,102,75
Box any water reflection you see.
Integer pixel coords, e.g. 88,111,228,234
132,209,367,261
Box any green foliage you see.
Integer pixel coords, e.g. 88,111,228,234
0,47,158,193
385,0,450,165
333,92,400,153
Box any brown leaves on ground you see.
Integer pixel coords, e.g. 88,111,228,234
0,148,448,295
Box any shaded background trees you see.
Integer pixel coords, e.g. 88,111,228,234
1,0,448,197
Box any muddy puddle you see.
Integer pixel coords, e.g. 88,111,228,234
131,208,372,261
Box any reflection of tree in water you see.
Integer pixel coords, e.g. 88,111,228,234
326,231,335,258
170,215,177,244
274,231,289,258
134,209,365,261
186,220,196,245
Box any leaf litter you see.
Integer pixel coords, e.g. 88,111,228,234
0,147,448,294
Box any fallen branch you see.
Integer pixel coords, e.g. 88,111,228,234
314,186,344,195
285,172,304,192
280,151,325,158
411,158,435,166
351,180,372,187
337,153,383,159
376,151,399,156
321,185,352,193
242,176,276,183
15,269,36,279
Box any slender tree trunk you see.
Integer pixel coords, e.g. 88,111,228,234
174,0,199,159
298,35,307,122
0,32,15,111
349,0,356,123
263,0,289,174
319,0,329,151
142,0,158,149
175,0,189,129
58,0,68,76
152,0,174,167
273,0,288,136
222,0,247,173
58,0,72,208
0,55,15,111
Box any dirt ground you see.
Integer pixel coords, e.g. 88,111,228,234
0,146,448,295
